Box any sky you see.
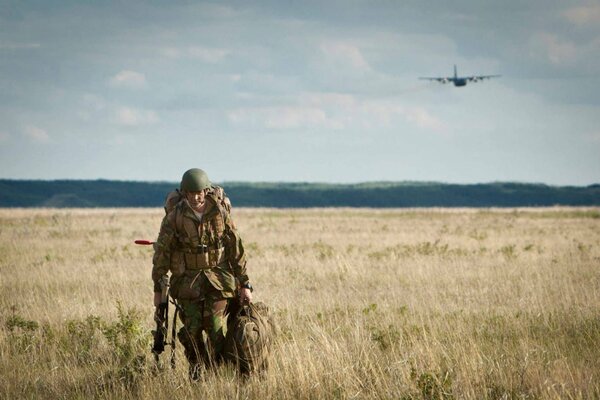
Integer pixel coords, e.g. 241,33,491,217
1,1,599,185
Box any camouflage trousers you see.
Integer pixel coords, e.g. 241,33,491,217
176,291,229,368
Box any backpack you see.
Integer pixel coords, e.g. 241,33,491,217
223,301,276,375
164,186,232,215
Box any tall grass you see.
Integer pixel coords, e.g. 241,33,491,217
0,207,598,399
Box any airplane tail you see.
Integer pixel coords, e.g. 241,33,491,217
454,64,457,79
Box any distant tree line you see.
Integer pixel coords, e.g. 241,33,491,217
0,180,599,208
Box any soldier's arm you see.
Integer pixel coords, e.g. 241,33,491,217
223,213,249,286
151,212,177,293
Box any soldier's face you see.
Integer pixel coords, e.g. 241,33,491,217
185,190,206,211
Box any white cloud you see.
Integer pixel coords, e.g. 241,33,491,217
529,32,578,65
564,5,600,25
160,46,229,63
109,70,147,88
115,107,159,126
228,93,445,133
228,106,341,130
528,31,600,74
319,41,370,71
347,101,446,132
265,107,327,129
300,92,356,108
357,102,404,128
402,107,446,132
22,126,49,143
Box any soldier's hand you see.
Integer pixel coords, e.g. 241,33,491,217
239,288,252,305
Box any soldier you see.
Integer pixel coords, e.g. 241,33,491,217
151,168,252,379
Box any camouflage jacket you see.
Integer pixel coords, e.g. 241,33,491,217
152,192,249,299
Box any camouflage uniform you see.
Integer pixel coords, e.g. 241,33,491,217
152,190,249,368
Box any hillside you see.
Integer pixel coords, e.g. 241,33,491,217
0,180,599,208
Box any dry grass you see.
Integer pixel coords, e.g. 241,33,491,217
0,207,599,399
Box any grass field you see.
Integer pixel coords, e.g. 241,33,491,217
0,207,599,399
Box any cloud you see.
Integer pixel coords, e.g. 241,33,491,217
352,102,402,129
527,31,600,73
22,126,49,143
402,107,446,132
319,41,370,71
564,5,600,25
301,92,356,108
227,92,446,133
264,107,329,129
529,32,578,65
109,70,147,88
313,95,447,133
228,106,340,130
115,107,159,126
160,46,229,63
349,102,446,132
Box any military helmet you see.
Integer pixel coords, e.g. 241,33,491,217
180,168,211,192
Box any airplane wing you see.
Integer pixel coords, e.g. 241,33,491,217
419,77,451,83
466,75,501,82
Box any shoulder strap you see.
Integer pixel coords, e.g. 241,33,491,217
175,202,184,235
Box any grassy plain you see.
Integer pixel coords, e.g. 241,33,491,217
0,207,599,399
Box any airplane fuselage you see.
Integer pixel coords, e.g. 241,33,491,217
452,66,467,86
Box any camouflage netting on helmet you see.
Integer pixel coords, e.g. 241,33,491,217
223,302,276,375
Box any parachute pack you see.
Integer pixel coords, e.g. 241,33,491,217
223,301,276,375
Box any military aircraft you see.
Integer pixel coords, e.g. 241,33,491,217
419,65,500,87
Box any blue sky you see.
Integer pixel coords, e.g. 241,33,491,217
1,1,599,185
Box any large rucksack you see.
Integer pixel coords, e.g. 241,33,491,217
164,185,232,215
223,301,276,375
